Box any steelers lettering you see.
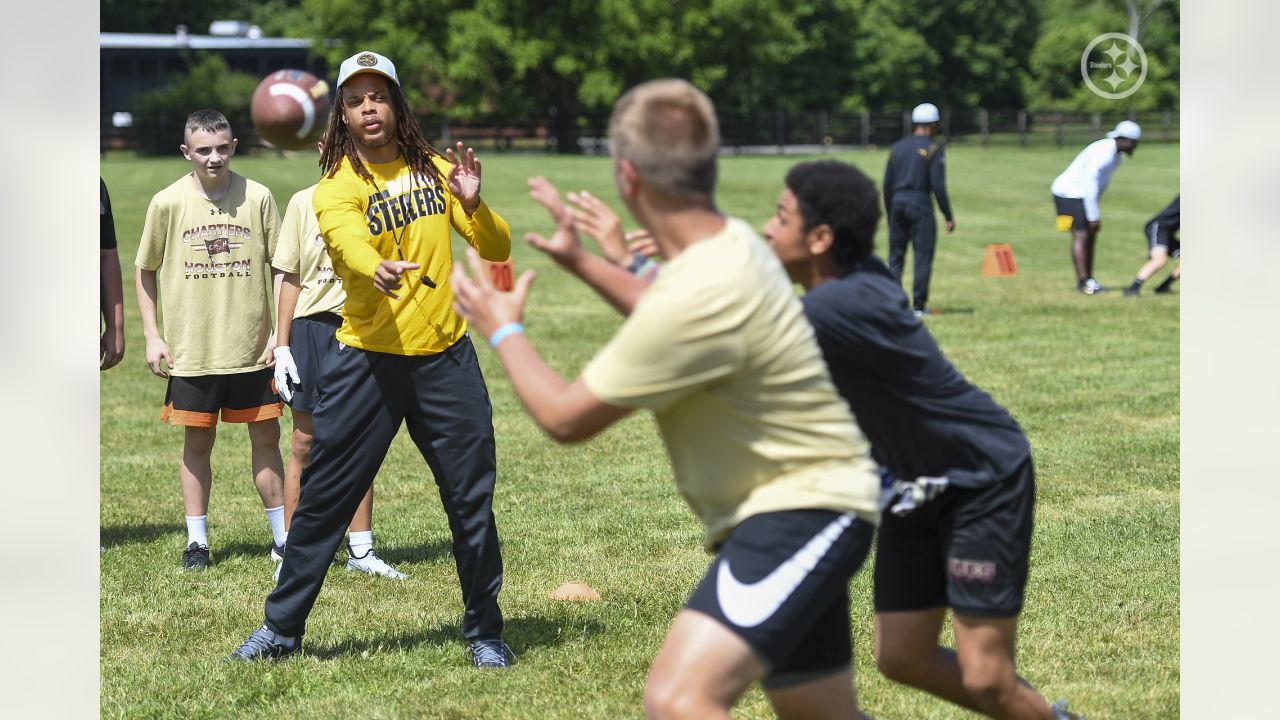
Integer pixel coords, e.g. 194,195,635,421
365,184,447,235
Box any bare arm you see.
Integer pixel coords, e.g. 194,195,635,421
100,248,125,370
526,176,649,316
135,268,173,378
275,272,302,347
451,247,631,442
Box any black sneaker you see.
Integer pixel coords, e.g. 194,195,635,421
182,542,210,571
1123,284,1141,297
1154,278,1175,294
229,624,301,662
470,639,514,669
912,307,933,317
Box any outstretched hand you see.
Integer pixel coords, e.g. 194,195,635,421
445,142,482,215
525,176,587,265
452,247,537,340
566,190,628,266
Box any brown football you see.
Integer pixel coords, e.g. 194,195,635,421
251,69,332,149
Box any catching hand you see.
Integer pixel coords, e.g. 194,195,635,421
566,190,628,265
526,177,586,265
451,247,537,341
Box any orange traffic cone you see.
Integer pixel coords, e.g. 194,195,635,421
981,244,1017,277
483,258,515,291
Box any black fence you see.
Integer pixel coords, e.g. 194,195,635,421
103,108,1178,156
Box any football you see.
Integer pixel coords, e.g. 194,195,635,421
251,69,332,149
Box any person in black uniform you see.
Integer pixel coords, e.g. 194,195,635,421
763,160,1082,720
1123,195,1180,296
884,102,955,317
101,178,126,370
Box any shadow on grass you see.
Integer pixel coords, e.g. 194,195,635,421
302,615,602,660
214,537,454,565
100,522,181,548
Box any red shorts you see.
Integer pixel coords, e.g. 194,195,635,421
160,368,283,427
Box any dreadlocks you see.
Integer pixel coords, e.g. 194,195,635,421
319,81,445,189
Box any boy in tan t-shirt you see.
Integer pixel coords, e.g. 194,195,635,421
134,109,287,571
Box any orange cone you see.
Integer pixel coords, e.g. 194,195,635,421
981,244,1017,277
483,258,515,291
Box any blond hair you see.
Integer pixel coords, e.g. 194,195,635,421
608,79,719,198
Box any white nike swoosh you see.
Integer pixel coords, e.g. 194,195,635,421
716,513,854,628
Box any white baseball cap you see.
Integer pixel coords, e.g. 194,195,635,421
911,102,940,124
1106,120,1142,140
337,50,399,88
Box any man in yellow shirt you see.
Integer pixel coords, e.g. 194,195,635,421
453,80,881,718
135,110,287,571
231,51,514,668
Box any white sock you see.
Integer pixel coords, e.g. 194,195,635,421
280,530,288,545
185,515,209,548
266,506,286,545
349,530,373,558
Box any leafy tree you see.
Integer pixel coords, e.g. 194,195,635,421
131,54,262,154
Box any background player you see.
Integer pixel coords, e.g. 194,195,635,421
1124,195,1180,296
763,159,1082,720
271,140,406,580
883,102,955,317
134,109,287,570
101,178,126,371
453,79,883,720
1051,120,1141,294
232,51,514,668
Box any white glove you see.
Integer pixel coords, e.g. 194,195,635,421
272,346,301,403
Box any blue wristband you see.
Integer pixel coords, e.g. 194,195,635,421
488,322,524,348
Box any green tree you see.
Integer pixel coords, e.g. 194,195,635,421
132,54,262,154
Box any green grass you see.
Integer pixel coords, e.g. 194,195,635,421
101,143,1179,719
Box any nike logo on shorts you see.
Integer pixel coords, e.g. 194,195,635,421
716,513,854,628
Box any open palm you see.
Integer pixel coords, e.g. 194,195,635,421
445,142,482,213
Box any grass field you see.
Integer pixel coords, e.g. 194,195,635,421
100,143,1179,719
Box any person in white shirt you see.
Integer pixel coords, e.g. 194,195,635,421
1050,120,1141,294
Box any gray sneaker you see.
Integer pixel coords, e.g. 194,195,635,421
470,639,514,669
229,624,301,662
182,542,210,571
1051,699,1085,719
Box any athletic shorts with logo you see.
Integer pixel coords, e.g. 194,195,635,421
685,509,875,689
161,367,282,427
1145,218,1180,258
874,458,1035,618
282,312,343,414
1053,195,1089,231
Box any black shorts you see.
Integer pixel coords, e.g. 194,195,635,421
874,458,1035,618
1145,218,1181,259
1053,195,1088,231
686,509,874,689
283,312,343,414
161,367,282,427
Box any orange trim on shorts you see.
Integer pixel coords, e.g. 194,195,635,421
222,402,284,423
161,404,218,428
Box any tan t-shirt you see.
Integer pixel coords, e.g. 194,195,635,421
272,184,345,318
583,218,881,549
135,172,280,376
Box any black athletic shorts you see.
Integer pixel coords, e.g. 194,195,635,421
874,458,1035,618
1053,195,1089,231
1145,218,1180,259
686,509,875,689
161,367,282,427
282,312,343,414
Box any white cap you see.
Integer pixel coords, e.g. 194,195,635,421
911,102,940,124
336,50,399,88
1106,120,1142,140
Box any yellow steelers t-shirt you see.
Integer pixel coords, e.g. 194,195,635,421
313,155,511,355
135,172,280,376
582,218,882,550
272,184,345,319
